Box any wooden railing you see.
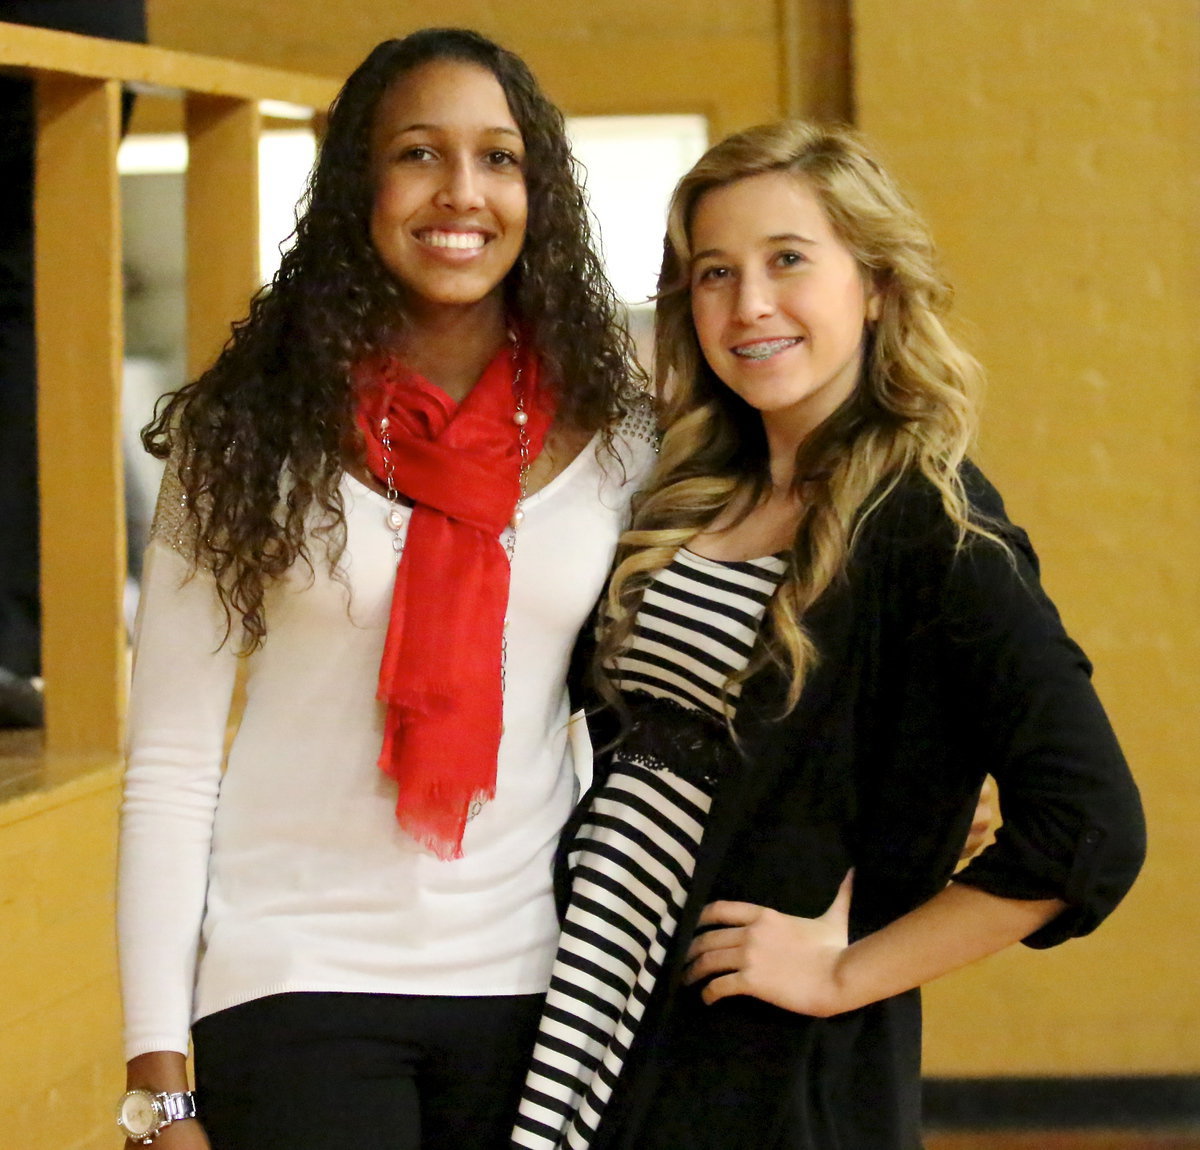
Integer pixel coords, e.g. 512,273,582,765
0,23,340,786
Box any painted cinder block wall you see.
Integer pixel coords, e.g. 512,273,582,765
0,771,124,1148
855,0,1200,1074
2,1,1196,1144
148,0,789,138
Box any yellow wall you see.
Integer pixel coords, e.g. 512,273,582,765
856,0,1200,1074
4,7,1197,1147
148,0,791,136
0,770,124,1148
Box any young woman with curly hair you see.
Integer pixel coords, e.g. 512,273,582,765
512,120,1145,1150
116,28,656,1150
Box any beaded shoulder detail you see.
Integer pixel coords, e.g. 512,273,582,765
612,389,659,449
149,451,205,567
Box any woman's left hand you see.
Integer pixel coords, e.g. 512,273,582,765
683,870,854,1018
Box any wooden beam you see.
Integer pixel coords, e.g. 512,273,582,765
0,20,339,112
34,75,126,759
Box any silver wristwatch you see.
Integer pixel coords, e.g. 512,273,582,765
116,1088,198,1144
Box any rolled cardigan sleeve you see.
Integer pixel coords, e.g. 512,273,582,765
930,479,1145,948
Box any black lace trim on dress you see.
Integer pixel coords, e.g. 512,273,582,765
611,691,741,792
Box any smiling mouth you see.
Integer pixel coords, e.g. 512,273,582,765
732,337,803,361
416,229,488,251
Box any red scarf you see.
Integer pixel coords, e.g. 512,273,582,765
354,341,554,859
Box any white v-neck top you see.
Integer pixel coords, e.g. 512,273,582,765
118,410,657,1059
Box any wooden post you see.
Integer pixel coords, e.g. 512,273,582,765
777,0,854,123
185,95,261,380
34,75,126,760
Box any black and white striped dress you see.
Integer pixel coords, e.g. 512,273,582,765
512,546,786,1150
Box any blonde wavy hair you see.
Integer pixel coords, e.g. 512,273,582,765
598,119,997,716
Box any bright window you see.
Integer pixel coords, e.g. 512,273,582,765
566,114,708,306
117,123,317,286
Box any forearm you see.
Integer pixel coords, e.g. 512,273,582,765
831,882,1065,1014
126,1050,190,1092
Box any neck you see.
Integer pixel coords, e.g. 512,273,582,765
391,295,509,403
763,420,805,492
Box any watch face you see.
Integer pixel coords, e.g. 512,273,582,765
118,1091,160,1138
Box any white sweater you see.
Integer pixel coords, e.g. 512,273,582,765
118,414,656,1059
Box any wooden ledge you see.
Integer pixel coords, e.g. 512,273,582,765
0,732,121,820
0,21,341,110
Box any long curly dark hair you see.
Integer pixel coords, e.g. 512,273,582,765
144,27,642,649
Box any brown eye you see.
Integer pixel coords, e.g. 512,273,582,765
399,145,436,162
485,149,522,168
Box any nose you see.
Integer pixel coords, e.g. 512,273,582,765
436,156,486,212
733,269,775,325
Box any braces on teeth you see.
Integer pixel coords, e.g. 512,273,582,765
736,339,798,360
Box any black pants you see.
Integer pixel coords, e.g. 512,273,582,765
191,991,544,1150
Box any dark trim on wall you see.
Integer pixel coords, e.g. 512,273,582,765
778,0,853,123
923,1076,1200,1130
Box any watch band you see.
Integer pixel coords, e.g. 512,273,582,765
159,1090,198,1124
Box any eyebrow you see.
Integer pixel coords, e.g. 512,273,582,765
391,123,523,139
690,233,818,265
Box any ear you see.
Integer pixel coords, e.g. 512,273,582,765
865,283,883,323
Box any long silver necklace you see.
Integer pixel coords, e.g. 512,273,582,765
376,352,531,561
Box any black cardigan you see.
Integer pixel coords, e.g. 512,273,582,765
569,464,1146,1150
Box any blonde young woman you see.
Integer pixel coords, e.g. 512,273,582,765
512,121,1145,1150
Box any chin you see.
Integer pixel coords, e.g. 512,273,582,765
407,277,509,313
